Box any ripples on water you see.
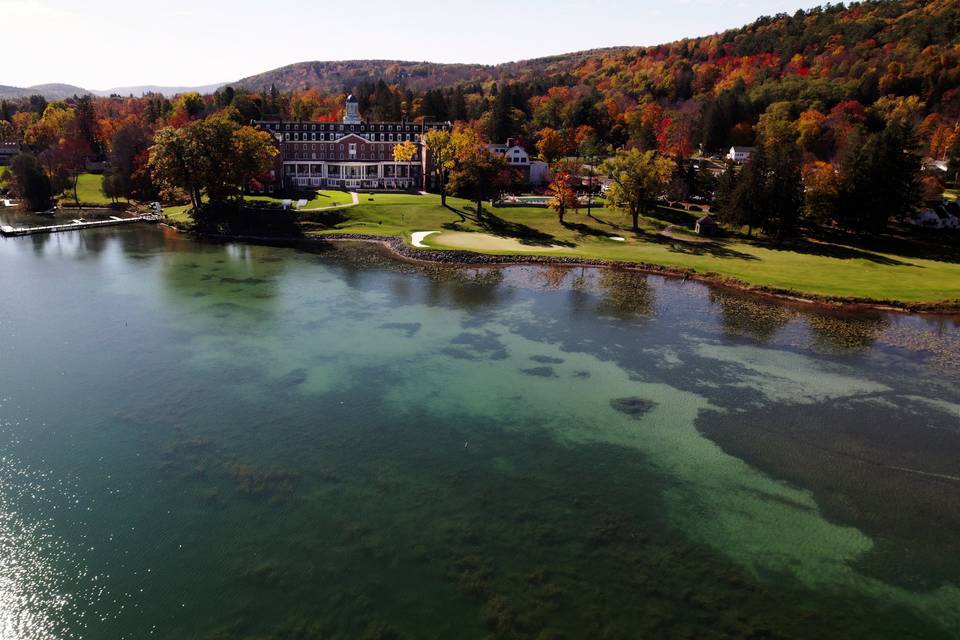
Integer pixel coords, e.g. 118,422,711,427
0,414,91,640
0,232,959,639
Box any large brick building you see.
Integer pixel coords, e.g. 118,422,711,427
254,95,450,192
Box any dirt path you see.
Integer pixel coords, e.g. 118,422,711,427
298,192,360,213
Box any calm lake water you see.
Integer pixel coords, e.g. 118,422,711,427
1,223,959,639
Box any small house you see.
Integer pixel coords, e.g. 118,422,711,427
695,214,720,236
727,146,756,164
0,142,19,166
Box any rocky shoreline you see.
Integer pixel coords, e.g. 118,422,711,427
165,225,960,315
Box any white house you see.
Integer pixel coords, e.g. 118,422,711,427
488,139,530,168
727,146,756,163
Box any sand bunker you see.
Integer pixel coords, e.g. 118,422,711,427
411,231,439,248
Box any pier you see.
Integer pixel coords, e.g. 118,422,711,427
0,214,162,237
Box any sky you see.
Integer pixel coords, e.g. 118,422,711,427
2,0,825,89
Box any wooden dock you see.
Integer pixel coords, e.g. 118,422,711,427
0,214,161,237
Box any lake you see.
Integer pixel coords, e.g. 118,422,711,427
1,223,959,639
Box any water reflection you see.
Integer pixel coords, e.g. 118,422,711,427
709,290,793,343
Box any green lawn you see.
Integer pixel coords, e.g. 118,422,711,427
247,189,353,209
57,173,114,206
160,191,960,304
301,193,960,304
163,204,193,224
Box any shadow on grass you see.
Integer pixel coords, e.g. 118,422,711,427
761,237,917,267
561,220,615,239
638,230,760,261
299,209,349,227
443,203,467,223
457,206,575,248
802,224,960,265
648,205,700,228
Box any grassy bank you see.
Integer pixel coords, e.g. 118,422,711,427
57,173,115,206
294,193,960,305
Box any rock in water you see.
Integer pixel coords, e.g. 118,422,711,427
610,397,657,418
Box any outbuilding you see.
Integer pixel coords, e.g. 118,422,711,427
727,146,756,164
695,214,720,236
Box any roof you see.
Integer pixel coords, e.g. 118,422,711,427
730,146,756,153
697,215,718,224
346,94,358,103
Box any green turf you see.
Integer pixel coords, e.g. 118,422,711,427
58,173,114,206
302,193,960,304
159,190,960,303
163,204,192,224
247,189,353,209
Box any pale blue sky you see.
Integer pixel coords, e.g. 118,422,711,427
3,0,824,89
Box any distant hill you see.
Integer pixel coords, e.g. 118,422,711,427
0,82,228,100
0,83,91,100
229,50,628,93
96,83,228,97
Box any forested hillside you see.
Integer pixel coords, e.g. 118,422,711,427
230,50,626,94
1,0,958,238
212,0,960,161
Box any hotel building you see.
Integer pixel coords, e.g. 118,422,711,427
254,95,450,191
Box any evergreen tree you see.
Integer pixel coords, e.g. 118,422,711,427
9,153,53,211
724,148,767,236
487,84,513,143
712,162,738,218
837,123,921,234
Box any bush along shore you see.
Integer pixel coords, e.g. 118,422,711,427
162,222,960,315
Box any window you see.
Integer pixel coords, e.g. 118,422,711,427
311,133,316,141
379,134,384,141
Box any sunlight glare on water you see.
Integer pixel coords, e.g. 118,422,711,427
0,437,88,640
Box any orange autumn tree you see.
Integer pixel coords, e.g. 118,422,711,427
536,127,570,165
547,160,581,224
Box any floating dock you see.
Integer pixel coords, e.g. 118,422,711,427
0,214,161,237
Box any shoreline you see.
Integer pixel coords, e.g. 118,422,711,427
164,225,960,315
